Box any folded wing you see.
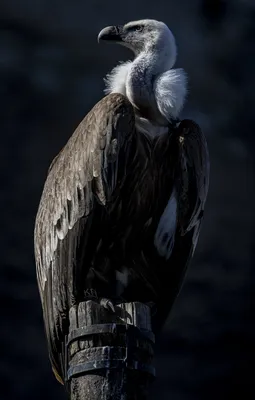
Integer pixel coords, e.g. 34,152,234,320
34,93,135,382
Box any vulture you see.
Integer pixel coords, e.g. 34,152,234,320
34,19,210,386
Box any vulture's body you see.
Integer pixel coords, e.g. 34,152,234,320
34,19,210,385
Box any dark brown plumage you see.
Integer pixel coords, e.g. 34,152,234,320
34,92,209,384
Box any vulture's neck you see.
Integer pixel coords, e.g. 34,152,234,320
104,49,187,137
126,52,165,120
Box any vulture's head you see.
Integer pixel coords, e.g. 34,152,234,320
98,19,177,64
98,19,186,133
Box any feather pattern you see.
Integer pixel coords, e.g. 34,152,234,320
176,119,210,237
154,68,188,120
34,93,135,378
154,187,178,260
34,95,210,384
104,61,132,96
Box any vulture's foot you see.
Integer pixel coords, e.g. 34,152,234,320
83,289,117,313
99,297,116,313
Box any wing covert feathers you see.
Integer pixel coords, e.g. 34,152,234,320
34,95,210,384
177,119,210,249
34,93,135,380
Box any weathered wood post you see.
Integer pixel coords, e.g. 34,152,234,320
66,301,155,399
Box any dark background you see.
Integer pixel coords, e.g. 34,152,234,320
1,0,254,399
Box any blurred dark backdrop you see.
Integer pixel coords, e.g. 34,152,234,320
1,0,254,399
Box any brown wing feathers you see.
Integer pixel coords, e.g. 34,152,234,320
176,119,210,237
34,93,136,381
34,94,210,384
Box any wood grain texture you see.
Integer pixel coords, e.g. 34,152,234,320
68,301,154,400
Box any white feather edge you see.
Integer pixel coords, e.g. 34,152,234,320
154,187,178,260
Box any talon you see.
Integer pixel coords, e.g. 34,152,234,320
99,298,116,313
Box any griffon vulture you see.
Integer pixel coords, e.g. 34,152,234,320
34,18,210,386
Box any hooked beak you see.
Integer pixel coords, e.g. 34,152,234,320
98,25,124,43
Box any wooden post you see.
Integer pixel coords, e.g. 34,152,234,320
67,301,155,400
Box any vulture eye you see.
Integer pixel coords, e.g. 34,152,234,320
127,25,144,33
135,25,144,32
